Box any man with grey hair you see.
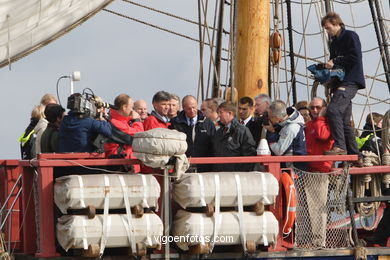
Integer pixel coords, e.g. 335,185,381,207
254,93,271,118
265,100,307,170
170,95,215,171
168,93,180,119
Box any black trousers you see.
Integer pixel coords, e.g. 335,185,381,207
327,84,360,155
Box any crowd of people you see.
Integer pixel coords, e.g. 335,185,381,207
17,12,388,245
20,90,385,172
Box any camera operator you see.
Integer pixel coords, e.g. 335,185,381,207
58,94,112,153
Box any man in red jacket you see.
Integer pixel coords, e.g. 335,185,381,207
143,91,171,130
303,97,334,248
105,94,144,171
305,97,334,172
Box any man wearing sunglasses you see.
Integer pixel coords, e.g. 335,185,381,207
304,97,334,248
305,97,334,172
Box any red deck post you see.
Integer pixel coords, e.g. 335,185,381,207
21,166,36,255
263,161,290,251
35,166,59,257
0,160,23,251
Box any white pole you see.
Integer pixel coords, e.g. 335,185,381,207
70,78,74,94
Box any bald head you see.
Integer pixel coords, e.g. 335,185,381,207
134,99,148,121
309,97,326,119
182,95,198,119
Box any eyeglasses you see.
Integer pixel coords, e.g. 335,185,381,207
309,105,322,110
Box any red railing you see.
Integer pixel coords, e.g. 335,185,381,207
2,153,389,257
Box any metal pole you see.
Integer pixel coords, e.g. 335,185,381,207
368,0,390,91
0,188,22,230
324,0,332,14
197,0,205,100
163,166,171,260
212,0,225,98
374,0,390,92
0,175,22,214
286,0,297,104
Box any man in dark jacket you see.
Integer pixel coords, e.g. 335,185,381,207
41,104,65,153
212,101,256,171
170,95,215,172
321,12,364,167
238,96,263,146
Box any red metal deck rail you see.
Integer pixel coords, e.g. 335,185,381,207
10,153,390,257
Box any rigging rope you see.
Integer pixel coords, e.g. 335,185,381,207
121,0,220,32
353,151,381,229
103,8,229,52
198,0,224,100
205,0,220,99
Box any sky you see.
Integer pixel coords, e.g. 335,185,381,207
0,0,389,159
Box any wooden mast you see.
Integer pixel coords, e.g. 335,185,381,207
233,0,270,100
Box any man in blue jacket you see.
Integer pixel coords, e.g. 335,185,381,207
321,12,364,166
59,95,112,153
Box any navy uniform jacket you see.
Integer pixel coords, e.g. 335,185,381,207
170,110,215,158
212,119,256,172
329,28,365,89
59,112,112,153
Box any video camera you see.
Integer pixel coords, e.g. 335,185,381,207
67,89,115,118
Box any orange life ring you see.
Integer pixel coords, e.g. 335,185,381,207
281,172,296,235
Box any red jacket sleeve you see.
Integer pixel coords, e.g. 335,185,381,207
143,116,156,131
312,116,332,141
111,118,144,135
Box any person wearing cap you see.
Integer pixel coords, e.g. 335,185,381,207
41,104,65,153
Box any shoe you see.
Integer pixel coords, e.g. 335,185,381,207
364,236,387,247
324,147,347,155
351,158,364,168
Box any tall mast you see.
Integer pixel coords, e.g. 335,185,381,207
233,0,270,100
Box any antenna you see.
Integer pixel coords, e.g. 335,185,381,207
56,71,81,106
70,71,81,94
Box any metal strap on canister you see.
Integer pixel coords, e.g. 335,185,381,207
141,174,150,208
77,175,86,208
234,174,247,253
210,174,221,252
99,175,111,256
260,172,271,205
81,218,88,250
118,175,136,254
198,174,207,207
